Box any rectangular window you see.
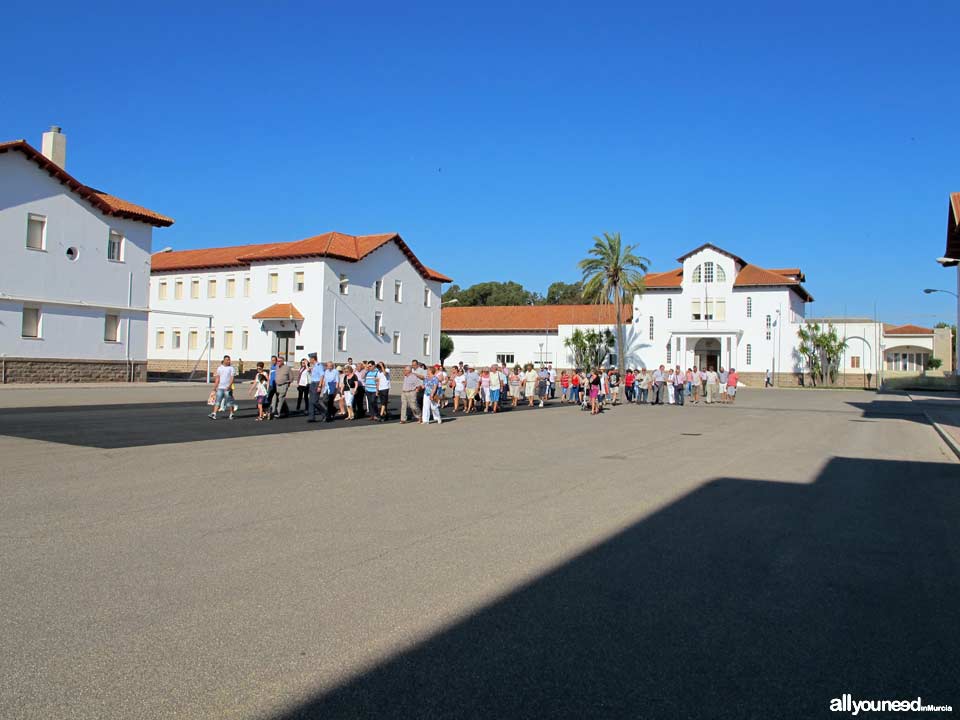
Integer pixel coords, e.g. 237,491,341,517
243,275,251,297
207,278,217,298
268,272,279,294
26,214,46,250
765,315,772,340
223,329,234,350
158,280,168,300
175,280,184,300
104,314,120,342
497,353,515,366
156,330,165,349
691,299,701,320
337,325,347,351
746,344,752,365
423,334,431,356
667,298,672,319
395,280,403,303
188,329,199,350
172,330,181,349
375,311,383,335
339,274,349,295
207,329,215,349
393,331,401,354
649,316,654,338
21,306,40,338
107,230,124,261
703,262,714,283
714,299,726,321
225,278,236,298
424,287,431,307
746,297,753,318
375,279,384,300
241,328,248,351
191,279,200,299
666,342,672,363
704,300,714,321
294,271,305,292
850,355,861,369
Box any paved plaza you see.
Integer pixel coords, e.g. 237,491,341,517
1,385,958,719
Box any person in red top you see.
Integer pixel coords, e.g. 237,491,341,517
569,369,581,405
727,368,739,404
560,371,571,403
624,369,635,403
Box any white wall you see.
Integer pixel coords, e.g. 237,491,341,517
0,152,154,361
445,332,560,368
148,239,443,366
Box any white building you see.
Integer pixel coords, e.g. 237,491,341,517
445,244,813,385
148,232,450,374
0,128,173,382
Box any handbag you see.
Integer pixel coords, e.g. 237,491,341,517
207,391,216,406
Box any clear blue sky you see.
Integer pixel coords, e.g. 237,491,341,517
4,0,957,325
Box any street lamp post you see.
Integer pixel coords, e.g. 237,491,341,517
924,285,959,375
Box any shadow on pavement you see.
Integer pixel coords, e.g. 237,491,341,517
267,456,960,720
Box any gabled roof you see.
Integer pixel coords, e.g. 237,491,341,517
442,304,630,332
734,264,814,301
151,232,452,283
769,268,806,282
676,243,747,267
252,302,304,321
883,323,933,336
0,139,173,227
643,268,683,288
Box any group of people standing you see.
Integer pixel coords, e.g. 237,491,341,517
207,354,742,425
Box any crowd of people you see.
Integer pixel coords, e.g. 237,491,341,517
206,354,743,424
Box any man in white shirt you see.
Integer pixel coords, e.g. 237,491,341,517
547,363,557,399
210,355,237,420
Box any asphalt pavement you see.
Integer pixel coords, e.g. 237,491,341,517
1,387,957,719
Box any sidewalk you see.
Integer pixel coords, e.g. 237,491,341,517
910,392,960,461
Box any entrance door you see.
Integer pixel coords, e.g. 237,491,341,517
693,337,721,371
274,331,295,361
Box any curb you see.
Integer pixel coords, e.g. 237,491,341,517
924,412,960,461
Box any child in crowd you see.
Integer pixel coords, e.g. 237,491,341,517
251,363,269,420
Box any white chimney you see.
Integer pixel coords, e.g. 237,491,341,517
41,125,66,169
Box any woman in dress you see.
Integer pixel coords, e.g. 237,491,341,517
589,369,602,415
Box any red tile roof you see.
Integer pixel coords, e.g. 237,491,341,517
0,140,173,227
643,259,813,301
769,268,805,281
252,303,304,321
152,232,451,283
884,323,933,336
442,304,630,332
643,268,683,288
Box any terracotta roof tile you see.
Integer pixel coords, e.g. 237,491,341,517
643,268,683,288
884,323,933,336
153,231,450,283
0,139,173,227
442,304,630,332
734,264,814,301
252,302,304,321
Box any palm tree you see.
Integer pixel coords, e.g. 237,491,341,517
579,232,650,370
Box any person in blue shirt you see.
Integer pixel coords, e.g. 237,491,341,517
363,361,382,421
265,355,279,417
322,362,341,421
306,354,324,423
422,367,442,425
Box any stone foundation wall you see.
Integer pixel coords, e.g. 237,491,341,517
1,358,147,383
735,371,877,389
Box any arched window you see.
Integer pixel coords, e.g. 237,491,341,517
667,298,672,319
692,264,702,283
716,265,726,282
746,297,753,318
703,262,715,283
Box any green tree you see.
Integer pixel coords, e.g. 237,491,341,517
578,232,649,370
442,281,538,306
797,322,848,385
439,333,454,363
545,281,583,305
563,328,615,370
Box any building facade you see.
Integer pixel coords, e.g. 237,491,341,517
0,128,173,383
444,244,812,385
148,232,450,374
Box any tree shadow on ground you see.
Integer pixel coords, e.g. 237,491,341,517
267,456,960,720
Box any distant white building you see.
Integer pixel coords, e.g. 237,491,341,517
0,127,173,382
148,232,450,373
444,243,813,384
